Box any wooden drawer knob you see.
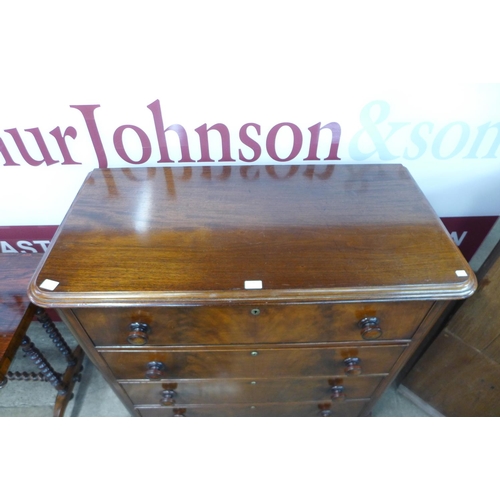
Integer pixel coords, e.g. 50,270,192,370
359,317,382,340
318,403,332,417
160,389,176,406
330,385,345,401
343,357,362,376
145,361,166,379
127,322,151,345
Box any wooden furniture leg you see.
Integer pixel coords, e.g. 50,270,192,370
35,307,77,366
33,306,86,416
53,345,85,417
1,254,85,417
3,309,85,417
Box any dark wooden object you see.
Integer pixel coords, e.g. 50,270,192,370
28,165,476,417
402,237,500,416
0,254,84,417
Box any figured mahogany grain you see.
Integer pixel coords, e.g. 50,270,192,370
75,301,431,346
100,344,406,380
137,400,368,417
29,165,475,307
121,375,385,406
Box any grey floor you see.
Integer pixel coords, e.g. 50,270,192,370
0,320,431,418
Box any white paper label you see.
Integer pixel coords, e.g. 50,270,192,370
244,280,263,290
40,279,59,291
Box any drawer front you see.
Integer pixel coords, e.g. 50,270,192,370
137,400,368,417
100,345,406,380
122,375,385,406
75,301,431,346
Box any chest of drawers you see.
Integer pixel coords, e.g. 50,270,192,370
28,164,476,417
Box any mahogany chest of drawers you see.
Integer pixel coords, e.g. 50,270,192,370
28,164,476,417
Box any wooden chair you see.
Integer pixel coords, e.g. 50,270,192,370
0,253,84,417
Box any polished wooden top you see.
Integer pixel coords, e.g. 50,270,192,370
28,165,476,307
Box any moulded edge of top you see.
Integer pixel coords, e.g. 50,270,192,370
27,272,478,309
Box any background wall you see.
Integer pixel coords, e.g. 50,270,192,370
1,2,499,264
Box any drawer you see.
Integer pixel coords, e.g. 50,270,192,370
75,301,432,346
121,375,385,406
101,345,406,380
136,400,368,417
